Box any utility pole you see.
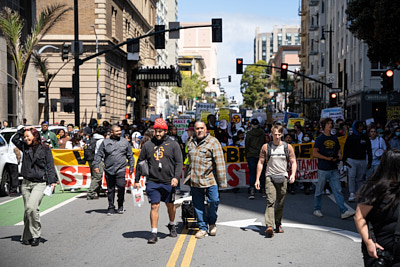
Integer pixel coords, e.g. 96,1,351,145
73,0,80,127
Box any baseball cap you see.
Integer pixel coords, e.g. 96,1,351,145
41,121,49,125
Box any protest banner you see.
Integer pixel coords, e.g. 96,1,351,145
231,113,242,128
320,107,344,122
287,118,305,129
387,106,400,120
273,113,285,122
195,102,215,120
284,112,300,123
173,118,191,136
219,108,230,122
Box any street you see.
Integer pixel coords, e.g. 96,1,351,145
0,187,363,267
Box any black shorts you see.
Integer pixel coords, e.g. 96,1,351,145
145,182,175,204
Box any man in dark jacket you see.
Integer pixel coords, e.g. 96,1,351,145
245,118,266,199
343,120,372,202
134,118,183,244
93,125,134,215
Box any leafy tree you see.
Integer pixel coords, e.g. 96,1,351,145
0,4,72,124
172,73,207,111
346,0,400,66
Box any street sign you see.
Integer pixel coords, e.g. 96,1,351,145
364,94,390,101
267,89,277,92
279,81,294,92
328,88,342,93
326,73,335,84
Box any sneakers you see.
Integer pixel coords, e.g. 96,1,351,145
265,226,274,238
248,189,255,200
107,208,115,216
313,210,323,217
341,210,355,219
325,189,331,195
195,230,208,239
168,224,177,237
87,195,99,200
348,193,355,202
147,233,158,244
9,192,21,197
117,206,125,214
275,225,284,233
209,225,217,236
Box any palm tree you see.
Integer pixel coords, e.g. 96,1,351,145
0,4,72,124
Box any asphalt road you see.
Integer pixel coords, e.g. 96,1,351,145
0,187,363,267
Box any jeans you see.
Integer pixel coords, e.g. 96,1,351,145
21,180,46,240
191,185,219,231
264,177,287,228
347,158,367,194
247,157,259,190
314,169,347,214
365,164,378,181
105,171,125,209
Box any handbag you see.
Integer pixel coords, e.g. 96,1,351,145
137,159,149,177
374,137,384,158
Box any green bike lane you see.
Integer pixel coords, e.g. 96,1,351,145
0,186,85,226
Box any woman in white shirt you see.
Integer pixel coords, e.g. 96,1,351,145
366,126,386,179
65,134,84,149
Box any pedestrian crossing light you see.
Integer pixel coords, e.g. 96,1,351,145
280,63,288,80
236,58,243,74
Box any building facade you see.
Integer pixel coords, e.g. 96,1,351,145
254,25,300,64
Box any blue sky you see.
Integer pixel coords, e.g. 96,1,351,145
178,0,301,103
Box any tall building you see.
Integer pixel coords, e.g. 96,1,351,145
299,0,399,123
254,25,300,64
178,22,219,98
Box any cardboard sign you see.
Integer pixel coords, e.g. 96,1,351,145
320,107,344,123
173,118,191,136
195,103,215,120
287,118,305,129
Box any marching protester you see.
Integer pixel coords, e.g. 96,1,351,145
313,118,355,219
366,126,387,180
12,126,57,246
343,121,372,202
134,118,183,244
93,124,134,215
245,118,267,199
255,124,297,237
65,134,84,149
40,121,59,148
6,129,22,197
184,120,227,239
86,126,106,200
354,149,400,266
56,128,69,149
389,127,400,149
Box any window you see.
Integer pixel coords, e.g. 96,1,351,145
294,33,300,45
286,33,292,44
112,6,117,39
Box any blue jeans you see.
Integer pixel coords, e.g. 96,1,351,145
191,185,219,231
247,157,259,189
314,169,347,214
347,158,367,194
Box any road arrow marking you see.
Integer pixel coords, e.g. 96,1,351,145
217,218,361,242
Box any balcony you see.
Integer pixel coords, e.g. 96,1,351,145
309,0,319,6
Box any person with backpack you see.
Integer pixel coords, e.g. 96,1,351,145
255,124,297,238
86,126,106,200
313,118,355,219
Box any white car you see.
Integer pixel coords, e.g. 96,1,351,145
0,125,67,196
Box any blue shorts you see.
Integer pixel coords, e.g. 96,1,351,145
145,182,175,204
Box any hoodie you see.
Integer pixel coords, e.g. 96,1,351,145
92,133,105,154
245,127,266,158
343,121,372,165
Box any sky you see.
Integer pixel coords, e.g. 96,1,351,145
178,0,301,104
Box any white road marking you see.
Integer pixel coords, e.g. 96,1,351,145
327,194,355,212
14,193,86,226
0,196,22,205
217,218,361,242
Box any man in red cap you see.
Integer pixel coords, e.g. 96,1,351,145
134,118,183,244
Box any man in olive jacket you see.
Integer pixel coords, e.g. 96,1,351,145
245,118,266,199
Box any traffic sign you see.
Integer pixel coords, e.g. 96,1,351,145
328,88,342,93
326,73,335,84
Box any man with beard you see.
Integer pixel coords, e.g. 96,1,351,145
134,118,183,244
93,125,134,215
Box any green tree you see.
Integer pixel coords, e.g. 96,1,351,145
346,0,400,66
0,4,72,124
172,73,207,111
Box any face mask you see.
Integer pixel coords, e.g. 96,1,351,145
396,132,400,136
303,137,310,142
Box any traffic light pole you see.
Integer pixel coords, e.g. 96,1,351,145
73,0,80,127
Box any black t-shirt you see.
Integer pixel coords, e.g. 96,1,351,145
314,133,340,170
359,188,400,264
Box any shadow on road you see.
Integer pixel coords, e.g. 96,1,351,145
0,235,48,244
85,209,108,214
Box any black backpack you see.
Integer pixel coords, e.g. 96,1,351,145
266,141,289,163
84,138,97,162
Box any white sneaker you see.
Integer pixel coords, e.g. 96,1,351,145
313,210,323,217
341,210,355,219
325,189,331,195
209,225,217,236
195,230,208,239
348,193,355,202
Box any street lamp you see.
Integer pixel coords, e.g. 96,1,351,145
320,25,334,74
91,25,100,119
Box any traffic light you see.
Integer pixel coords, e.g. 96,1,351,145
270,98,274,103
381,69,394,93
236,58,243,74
211,18,222,42
280,63,288,80
100,93,106,106
212,78,216,84
61,42,69,61
154,25,165,49
125,114,131,119
38,81,46,98
329,93,337,107
228,75,231,82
